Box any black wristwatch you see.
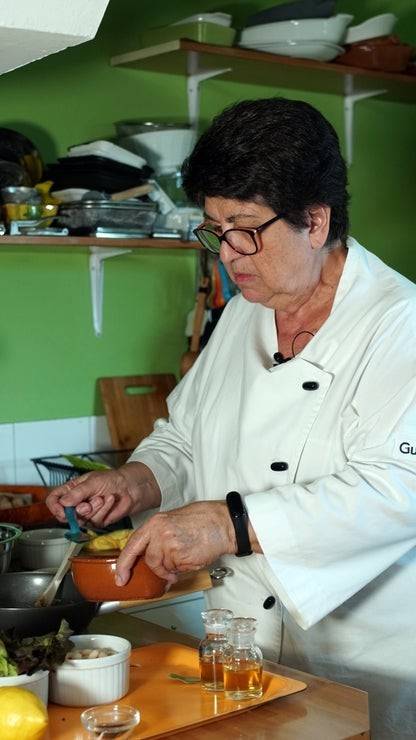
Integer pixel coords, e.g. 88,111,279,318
226,491,253,557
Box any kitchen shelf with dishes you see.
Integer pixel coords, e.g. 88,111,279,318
111,38,416,165
0,235,199,337
0,235,198,250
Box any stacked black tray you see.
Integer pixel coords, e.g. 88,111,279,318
45,155,153,193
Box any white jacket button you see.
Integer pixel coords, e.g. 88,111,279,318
302,381,319,390
270,462,288,471
263,596,276,609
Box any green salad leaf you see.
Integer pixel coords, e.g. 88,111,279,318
0,619,74,676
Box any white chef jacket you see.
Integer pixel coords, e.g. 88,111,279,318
130,239,416,739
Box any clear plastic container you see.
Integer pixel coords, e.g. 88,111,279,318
199,608,233,691
223,617,263,700
80,704,140,736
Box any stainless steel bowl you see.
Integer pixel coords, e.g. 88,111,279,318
115,120,191,138
0,186,41,204
0,524,22,574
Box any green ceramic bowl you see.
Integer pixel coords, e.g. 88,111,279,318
141,21,236,48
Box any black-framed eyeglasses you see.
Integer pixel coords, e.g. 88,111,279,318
193,213,285,255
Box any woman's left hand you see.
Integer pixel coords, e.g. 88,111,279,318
115,501,237,586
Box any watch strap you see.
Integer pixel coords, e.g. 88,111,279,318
226,491,253,557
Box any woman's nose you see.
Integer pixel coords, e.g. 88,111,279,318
219,239,237,262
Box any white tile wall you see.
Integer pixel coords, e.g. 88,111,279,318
0,415,111,485
0,424,15,483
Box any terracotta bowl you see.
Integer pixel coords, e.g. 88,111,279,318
70,550,167,602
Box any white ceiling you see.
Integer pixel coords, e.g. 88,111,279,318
0,0,110,74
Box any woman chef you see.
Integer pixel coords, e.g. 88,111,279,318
47,98,416,738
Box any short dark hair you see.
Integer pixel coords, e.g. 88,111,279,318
182,97,349,246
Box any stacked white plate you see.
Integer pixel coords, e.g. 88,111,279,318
241,39,344,62
239,13,353,61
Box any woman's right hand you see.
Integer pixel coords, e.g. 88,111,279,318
45,461,161,528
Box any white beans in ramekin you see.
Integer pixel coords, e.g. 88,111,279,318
49,634,131,706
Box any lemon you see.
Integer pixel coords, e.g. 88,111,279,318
0,686,48,740
84,529,133,552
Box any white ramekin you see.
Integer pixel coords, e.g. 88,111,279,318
17,528,69,570
0,670,49,705
49,634,131,707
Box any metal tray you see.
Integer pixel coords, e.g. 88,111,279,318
58,200,157,231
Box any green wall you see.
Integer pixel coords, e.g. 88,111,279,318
0,0,415,424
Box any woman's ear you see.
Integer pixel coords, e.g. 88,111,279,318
308,205,331,249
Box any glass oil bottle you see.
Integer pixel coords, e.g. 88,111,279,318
199,609,234,691
223,617,263,700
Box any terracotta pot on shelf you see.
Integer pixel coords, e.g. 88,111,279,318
336,35,414,73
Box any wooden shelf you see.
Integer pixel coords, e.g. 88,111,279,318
111,39,416,104
0,235,199,250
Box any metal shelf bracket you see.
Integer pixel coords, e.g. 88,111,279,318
89,246,131,336
187,50,231,127
344,74,387,166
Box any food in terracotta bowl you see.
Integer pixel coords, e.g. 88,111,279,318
70,550,167,601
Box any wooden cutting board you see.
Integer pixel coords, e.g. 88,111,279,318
116,569,213,609
98,374,176,450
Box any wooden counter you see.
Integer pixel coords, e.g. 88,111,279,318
91,611,370,740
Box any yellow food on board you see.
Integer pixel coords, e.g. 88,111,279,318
84,529,133,552
0,686,48,740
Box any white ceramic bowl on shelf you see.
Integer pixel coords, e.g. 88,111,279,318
172,12,232,27
240,13,353,45
119,127,196,176
345,13,397,45
240,40,344,62
49,634,131,707
0,670,49,705
17,528,69,570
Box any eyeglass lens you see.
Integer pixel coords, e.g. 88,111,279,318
197,229,257,255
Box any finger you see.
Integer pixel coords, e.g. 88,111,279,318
60,476,104,509
46,477,90,520
145,560,178,580
115,530,150,586
100,498,131,527
85,494,116,527
143,545,173,581
164,573,178,589
76,495,106,518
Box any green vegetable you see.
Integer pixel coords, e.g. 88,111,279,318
0,654,17,677
0,619,74,676
63,455,110,472
168,673,200,684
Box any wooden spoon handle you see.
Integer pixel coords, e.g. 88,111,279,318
34,541,82,607
110,183,153,201
189,276,209,353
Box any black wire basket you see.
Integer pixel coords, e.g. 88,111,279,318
31,449,133,488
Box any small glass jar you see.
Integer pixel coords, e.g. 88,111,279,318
223,617,263,700
199,608,234,691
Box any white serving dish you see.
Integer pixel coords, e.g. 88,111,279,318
240,13,353,45
119,127,197,176
51,188,89,202
49,634,131,707
0,670,49,705
172,12,232,27
240,40,344,62
17,528,69,570
67,140,147,170
345,13,397,45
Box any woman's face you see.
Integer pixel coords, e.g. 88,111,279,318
203,196,330,311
